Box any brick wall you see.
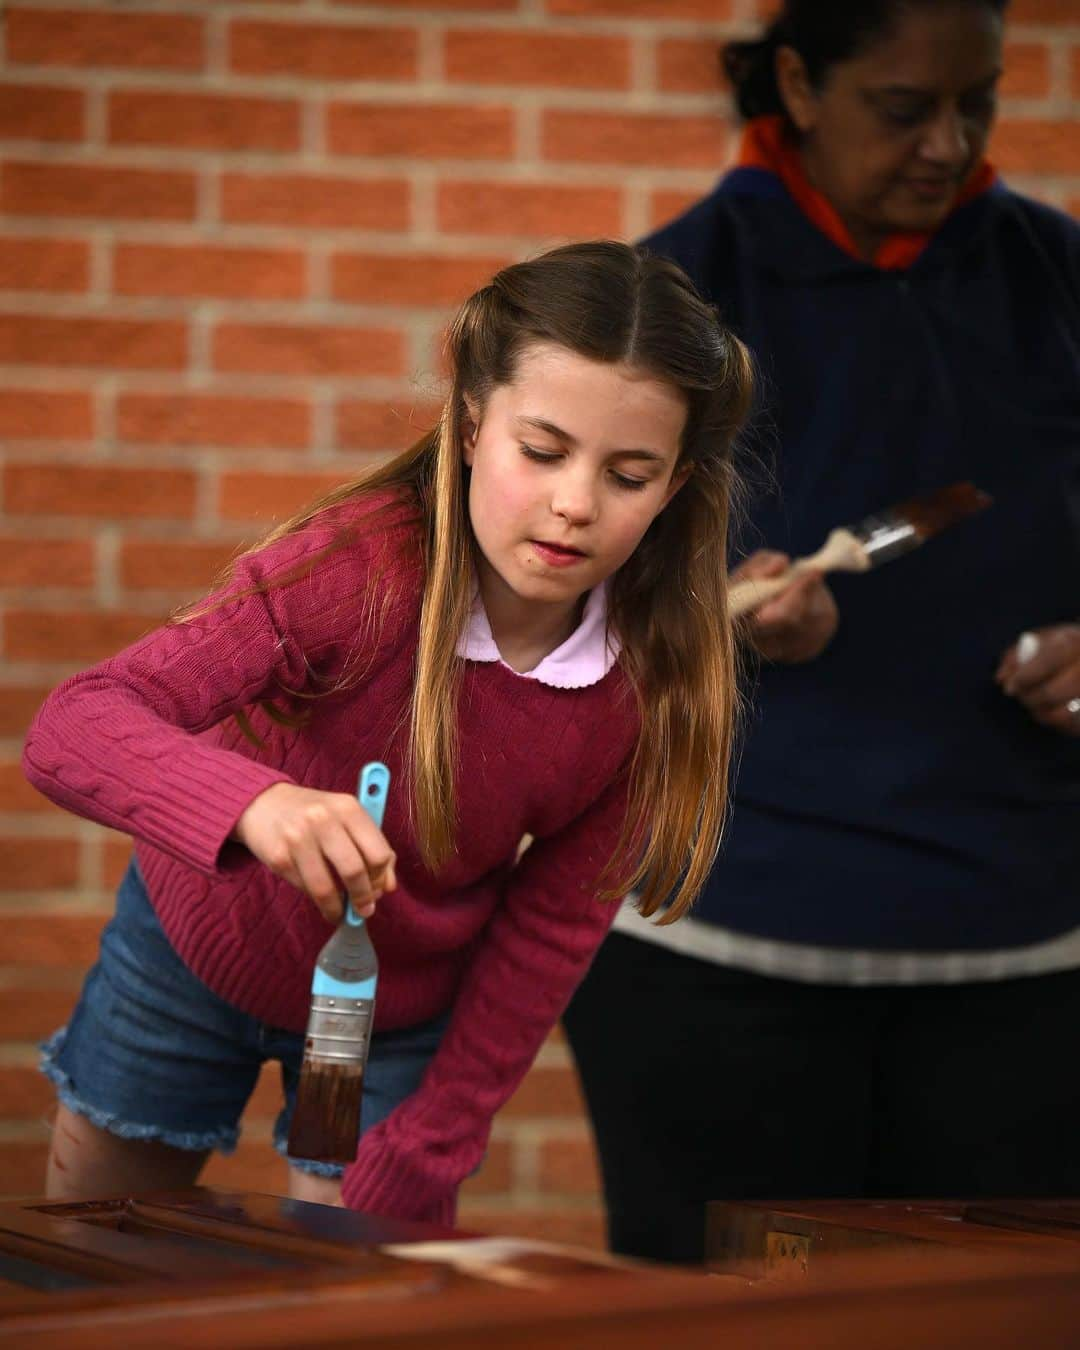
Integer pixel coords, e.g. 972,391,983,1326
1,0,1077,1248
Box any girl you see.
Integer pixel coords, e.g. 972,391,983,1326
22,241,752,1223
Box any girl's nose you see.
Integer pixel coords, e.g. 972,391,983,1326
551,471,599,525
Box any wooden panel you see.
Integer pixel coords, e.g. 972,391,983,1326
0,1190,1079,1348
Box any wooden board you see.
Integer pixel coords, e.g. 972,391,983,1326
1,1189,1079,1348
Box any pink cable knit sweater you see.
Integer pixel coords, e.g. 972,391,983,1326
22,493,640,1225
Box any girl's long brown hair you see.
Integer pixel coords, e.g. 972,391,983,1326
195,241,752,923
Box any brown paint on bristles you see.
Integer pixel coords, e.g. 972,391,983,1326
286,1060,364,1165
893,481,992,540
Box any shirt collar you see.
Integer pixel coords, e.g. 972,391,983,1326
456,579,620,689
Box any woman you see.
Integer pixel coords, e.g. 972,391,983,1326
564,0,1080,1265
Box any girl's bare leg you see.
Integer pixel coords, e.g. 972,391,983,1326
46,1104,209,1201
286,1168,343,1206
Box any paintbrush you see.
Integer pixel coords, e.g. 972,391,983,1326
286,761,389,1165
728,481,992,618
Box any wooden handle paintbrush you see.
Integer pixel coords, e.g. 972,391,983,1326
728,481,992,618
287,761,389,1165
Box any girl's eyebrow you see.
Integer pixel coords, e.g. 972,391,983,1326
518,415,577,444
516,415,666,462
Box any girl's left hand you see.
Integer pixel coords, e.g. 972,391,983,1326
995,624,1080,737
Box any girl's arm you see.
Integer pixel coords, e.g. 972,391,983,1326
22,520,402,882
341,766,633,1225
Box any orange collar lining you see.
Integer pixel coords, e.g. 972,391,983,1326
736,115,996,270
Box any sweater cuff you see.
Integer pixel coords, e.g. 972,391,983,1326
340,1128,459,1226
144,747,296,876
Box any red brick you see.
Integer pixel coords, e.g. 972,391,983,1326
0,237,89,293
201,1137,288,1196
991,119,1080,174
0,1142,49,1198
330,251,508,305
103,835,133,890
0,536,94,588
328,101,513,159
119,537,241,592
438,180,623,239
445,31,630,90
5,608,158,663
336,397,442,451
222,172,410,231
0,911,106,964
459,1138,514,1197
0,84,84,142
0,759,69,813
1008,0,1080,20
1073,48,1080,98
335,0,516,8
218,470,355,524
0,839,82,892
1001,42,1052,99
108,90,300,153
0,1066,55,1119
0,683,52,737
501,1065,586,1119
455,1205,606,1249
537,1133,601,1195
543,110,727,168
658,38,723,94
650,187,703,230
6,462,196,520
2,161,196,222
230,20,417,81
212,321,404,377
547,0,732,15
0,315,186,370
114,243,305,301
0,986,79,1040
0,389,93,441
6,8,205,71
117,391,311,450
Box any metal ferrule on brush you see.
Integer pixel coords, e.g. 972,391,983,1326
303,993,374,1066
303,918,378,1064
854,513,920,566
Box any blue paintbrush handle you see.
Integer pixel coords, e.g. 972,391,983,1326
344,762,389,928
357,762,389,829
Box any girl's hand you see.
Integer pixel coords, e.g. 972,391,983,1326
233,783,397,922
733,550,839,664
996,625,1080,738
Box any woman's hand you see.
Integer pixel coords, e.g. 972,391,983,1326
996,624,1080,737
732,550,839,663
233,783,397,922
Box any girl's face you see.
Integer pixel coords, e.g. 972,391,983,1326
779,2,1003,257
463,341,688,636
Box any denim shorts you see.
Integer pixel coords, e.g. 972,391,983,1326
41,858,447,1179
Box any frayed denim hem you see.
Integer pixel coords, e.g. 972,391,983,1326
272,1131,347,1179
39,1027,240,1155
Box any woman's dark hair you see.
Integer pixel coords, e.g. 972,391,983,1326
724,0,1010,122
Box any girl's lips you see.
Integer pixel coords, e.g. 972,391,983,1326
531,540,587,567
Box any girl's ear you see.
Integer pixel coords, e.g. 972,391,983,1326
775,44,819,135
461,395,480,466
